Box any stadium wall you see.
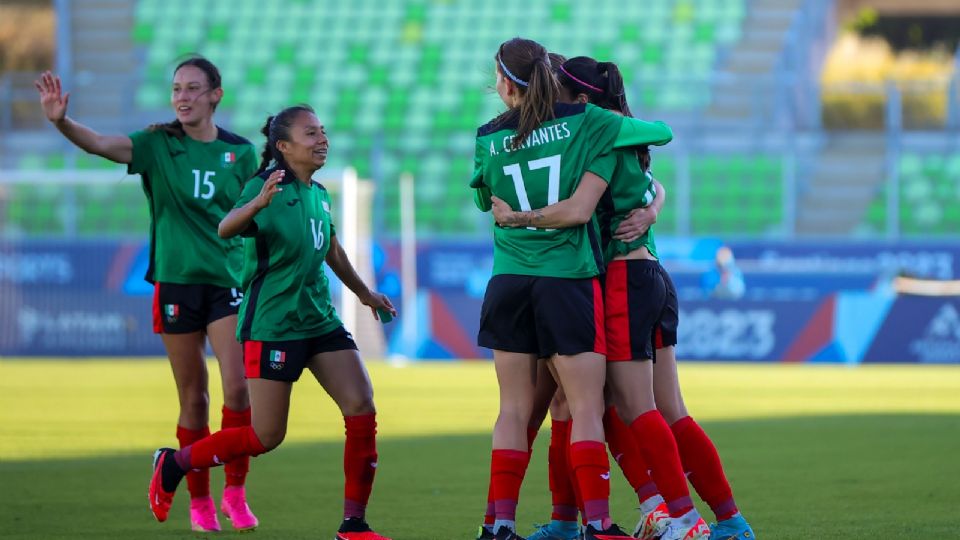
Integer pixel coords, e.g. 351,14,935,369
2,238,959,364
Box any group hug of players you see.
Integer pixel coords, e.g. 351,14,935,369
35,34,755,540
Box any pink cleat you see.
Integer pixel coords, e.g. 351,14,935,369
190,496,222,532
221,485,259,531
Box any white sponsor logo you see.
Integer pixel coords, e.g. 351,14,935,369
600,472,610,480
679,308,775,359
909,304,960,363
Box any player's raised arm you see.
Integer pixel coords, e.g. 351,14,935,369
35,70,133,164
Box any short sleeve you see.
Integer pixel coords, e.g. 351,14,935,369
127,129,160,175
469,138,486,189
474,186,492,212
586,151,618,184
234,176,265,237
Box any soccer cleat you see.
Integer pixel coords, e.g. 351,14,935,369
221,485,259,531
335,516,392,540
494,527,527,540
527,520,581,540
477,525,497,539
189,496,221,532
633,502,671,539
709,514,754,539
660,512,710,540
583,523,634,540
148,448,178,523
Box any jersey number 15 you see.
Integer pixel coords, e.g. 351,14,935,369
502,154,560,231
192,169,216,200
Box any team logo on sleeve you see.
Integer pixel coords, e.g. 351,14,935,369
222,152,236,168
269,350,287,370
164,304,180,323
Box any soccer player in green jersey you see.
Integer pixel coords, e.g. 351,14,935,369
36,57,259,532
493,56,754,540
471,38,674,540
148,105,396,540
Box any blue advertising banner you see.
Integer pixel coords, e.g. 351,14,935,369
862,296,960,364
676,299,823,361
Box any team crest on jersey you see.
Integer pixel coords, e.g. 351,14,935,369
269,350,286,370
164,304,180,323
322,200,330,213
222,152,236,168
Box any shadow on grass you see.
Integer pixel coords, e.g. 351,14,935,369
1,414,957,540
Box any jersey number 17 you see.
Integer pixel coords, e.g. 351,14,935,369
502,154,560,231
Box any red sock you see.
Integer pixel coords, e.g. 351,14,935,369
343,414,378,520
564,427,585,524
176,425,210,499
569,440,611,527
672,416,738,521
484,426,539,527
630,411,693,518
221,406,252,487
183,426,267,470
603,407,659,503
548,420,578,521
490,449,529,523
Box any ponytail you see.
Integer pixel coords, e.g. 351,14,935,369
495,38,559,151
596,62,632,117
514,57,558,150
146,119,187,139
253,115,275,176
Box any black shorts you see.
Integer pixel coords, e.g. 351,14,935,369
243,326,358,382
478,274,605,358
604,260,678,361
152,282,242,334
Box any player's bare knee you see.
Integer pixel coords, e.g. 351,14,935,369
255,426,286,451
340,393,376,416
221,383,250,412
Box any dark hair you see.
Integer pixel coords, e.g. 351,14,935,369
254,104,316,176
548,52,567,70
558,56,649,170
495,37,559,150
147,55,223,138
557,56,632,117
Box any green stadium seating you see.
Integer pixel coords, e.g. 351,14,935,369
864,152,960,235
122,0,746,236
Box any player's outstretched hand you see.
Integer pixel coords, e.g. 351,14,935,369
255,169,285,209
361,291,397,321
490,195,518,227
35,70,69,123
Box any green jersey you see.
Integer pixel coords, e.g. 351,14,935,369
128,127,257,288
597,149,659,263
471,103,672,278
234,168,341,342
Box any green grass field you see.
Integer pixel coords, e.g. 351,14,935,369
1,360,958,539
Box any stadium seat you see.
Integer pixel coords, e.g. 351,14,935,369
117,0,747,235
